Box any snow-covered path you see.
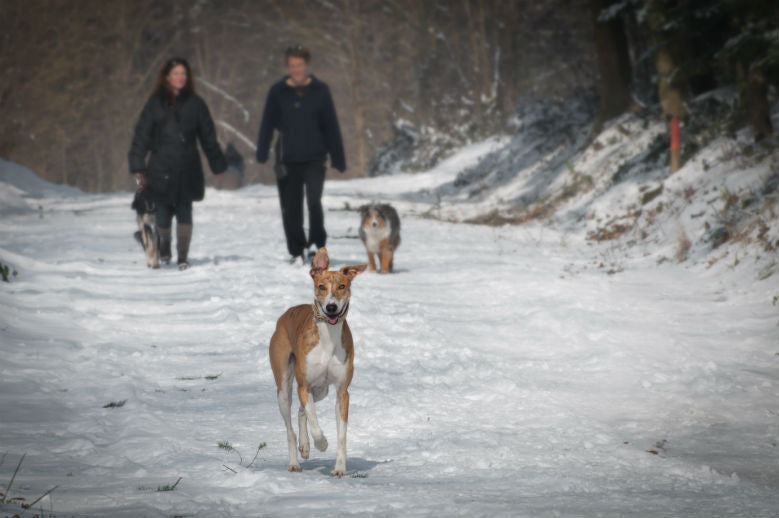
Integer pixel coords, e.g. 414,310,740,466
1,172,778,517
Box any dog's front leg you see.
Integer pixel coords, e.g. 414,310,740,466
298,407,310,459
298,385,328,452
331,388,349,477
379,245,392,274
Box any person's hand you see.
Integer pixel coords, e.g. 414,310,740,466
135,173,146,189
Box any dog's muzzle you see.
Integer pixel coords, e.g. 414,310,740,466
315,301,349,325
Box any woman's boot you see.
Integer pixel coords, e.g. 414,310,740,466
158,226,172,265
176,223,192,270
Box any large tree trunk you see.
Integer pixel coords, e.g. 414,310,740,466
654,49,686,121
463,0,484,127
590,0,633,130
739,64,774,142
644,1,687,120
344,0,367,174
645,0,687,174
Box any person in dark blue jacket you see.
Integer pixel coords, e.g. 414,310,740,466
256,45,346,264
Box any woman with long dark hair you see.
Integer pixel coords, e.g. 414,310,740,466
129,57,226,270
256,45,346,265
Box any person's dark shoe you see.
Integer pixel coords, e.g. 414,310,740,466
158,226,172,264
176,223,192,268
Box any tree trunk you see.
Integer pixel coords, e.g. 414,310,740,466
464,0,484,127
644,0,687,174
590,0,633,130
644,1,687,120
344,0,367,174
655,48,686,120
741,65,774,142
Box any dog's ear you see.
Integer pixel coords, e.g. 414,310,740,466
340,264,367,280
359,205,369,217
313,248,329,269
310,247,330,278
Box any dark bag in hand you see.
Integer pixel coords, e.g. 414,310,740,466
274,132,288,181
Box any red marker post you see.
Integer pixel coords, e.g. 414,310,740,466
670,116,681,174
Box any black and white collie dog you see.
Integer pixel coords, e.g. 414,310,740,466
358,203,401,273
131,188,159,269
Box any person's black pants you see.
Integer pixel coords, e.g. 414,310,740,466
155,201,193,227
277,160,326,257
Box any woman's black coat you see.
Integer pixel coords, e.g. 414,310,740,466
129,90,226,205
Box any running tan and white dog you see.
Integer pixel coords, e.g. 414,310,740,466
269,248,366,477
359,203,401,273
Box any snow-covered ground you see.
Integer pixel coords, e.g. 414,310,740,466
1,149,778,517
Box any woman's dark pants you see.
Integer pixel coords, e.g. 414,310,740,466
155,201,193,264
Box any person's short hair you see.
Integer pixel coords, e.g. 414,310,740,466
284,44,311,64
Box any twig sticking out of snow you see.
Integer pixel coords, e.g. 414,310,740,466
217,441,243,464
246,442,267,468
157,477,182,491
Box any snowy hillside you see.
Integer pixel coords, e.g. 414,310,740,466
1,134,778,518
371,89,779,281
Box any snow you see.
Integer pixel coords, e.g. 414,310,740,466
1,146,778,518
328,136,508,205
0,157,83,201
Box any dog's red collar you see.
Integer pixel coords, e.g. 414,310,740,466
312,302,349,325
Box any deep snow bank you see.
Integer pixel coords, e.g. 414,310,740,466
0,158,84,215
409,89,779,280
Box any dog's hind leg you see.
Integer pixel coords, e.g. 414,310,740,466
277,358,301,472
298,407,310,459
298,386,328,452
271,328,301,471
